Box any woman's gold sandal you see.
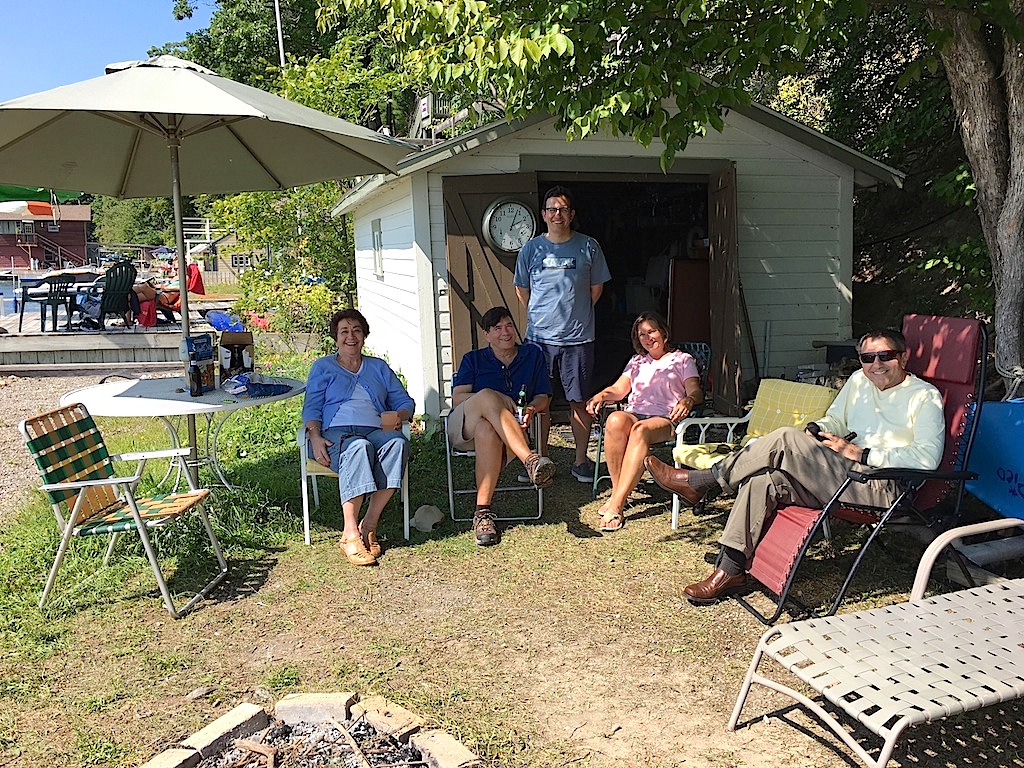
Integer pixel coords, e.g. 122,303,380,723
599,509,625,533
340,534,377,566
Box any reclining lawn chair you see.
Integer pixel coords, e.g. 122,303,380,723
592,340,712,499
735,314,987,624
21,403,228,618
730,515,1024,768
669,378,840,528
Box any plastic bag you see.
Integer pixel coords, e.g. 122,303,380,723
206,310,244,332
222,372,293,398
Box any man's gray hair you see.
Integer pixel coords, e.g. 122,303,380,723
857,328,907,353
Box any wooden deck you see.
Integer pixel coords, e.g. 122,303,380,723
0,301,228,375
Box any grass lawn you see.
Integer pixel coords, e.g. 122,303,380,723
1,361,1022,768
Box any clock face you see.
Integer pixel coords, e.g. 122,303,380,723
482,198,537,254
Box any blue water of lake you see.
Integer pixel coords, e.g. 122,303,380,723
0,280,22,315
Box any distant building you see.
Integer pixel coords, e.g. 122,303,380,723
0,202,91,270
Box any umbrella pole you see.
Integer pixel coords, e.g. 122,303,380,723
170,140,200,486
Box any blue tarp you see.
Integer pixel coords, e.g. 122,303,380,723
966,398,1024,520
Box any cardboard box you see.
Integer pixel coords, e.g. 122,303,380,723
220,331,254,382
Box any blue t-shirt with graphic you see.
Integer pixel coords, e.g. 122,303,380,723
513,232,611,344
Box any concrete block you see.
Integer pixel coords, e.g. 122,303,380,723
181,702,268,757
350,696,423,743
137,747,201,768
410,730,482,768
274,691,357,725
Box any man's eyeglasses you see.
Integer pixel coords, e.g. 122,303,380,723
859,350,900,364
543,206,571,215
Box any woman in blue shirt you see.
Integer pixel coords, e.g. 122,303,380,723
302,309,414,565
448,306,554,546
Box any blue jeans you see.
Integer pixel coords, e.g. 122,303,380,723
311,426,409,504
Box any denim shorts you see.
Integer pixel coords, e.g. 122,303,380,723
310,425,408,503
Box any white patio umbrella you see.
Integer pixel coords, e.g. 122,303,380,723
0,55,415,474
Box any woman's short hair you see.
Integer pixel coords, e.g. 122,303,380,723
331,308,370,338
630,312,675,356
857,328,906,353
480,306,514,331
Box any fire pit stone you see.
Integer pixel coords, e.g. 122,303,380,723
351,694,424,743
274,691,356,725
138,694,481,768
181,702,268,758
411,729,482,768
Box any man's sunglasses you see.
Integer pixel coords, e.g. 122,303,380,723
859,350,900,364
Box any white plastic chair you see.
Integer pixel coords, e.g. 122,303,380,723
297,424,411,545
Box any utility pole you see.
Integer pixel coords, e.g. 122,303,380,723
273,0,286,68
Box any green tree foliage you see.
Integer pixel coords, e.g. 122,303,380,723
323,0,1024,382
163,0,343,87
90,196,179,246
810,6,954,167
205,181,354,298
322,0,853,166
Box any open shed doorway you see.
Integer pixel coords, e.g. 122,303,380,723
536,176,710,399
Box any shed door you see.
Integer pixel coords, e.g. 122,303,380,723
709,163,743,415
443,173,539,363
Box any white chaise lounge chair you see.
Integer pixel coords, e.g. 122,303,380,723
729,516,1024,768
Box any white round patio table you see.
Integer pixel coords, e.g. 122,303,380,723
60,375,305,490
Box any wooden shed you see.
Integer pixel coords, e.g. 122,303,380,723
334,107,903,417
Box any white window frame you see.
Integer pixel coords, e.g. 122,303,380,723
371,218,384,279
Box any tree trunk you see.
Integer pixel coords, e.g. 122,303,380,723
929,7,1024,387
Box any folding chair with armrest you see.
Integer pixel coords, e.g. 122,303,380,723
443,410,545,522
297,424,412,545
591,340,712,499
21,403,227,618
670,378,840,528
733,314,987,624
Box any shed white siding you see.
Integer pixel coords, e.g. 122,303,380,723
350,178,443,416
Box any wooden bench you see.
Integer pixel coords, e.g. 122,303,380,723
729,517,1024,768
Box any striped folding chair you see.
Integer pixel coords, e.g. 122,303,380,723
20,403,227,619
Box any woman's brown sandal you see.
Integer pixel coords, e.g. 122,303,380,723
340,534,377,566
362,529,382,559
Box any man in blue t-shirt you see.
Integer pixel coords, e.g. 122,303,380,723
514,185,611,483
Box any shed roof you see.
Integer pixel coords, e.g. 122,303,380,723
334,107,903,216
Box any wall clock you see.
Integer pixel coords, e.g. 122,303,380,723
481,197,537,254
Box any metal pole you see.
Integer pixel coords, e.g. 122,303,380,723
274,0,286,68
169,136,200,486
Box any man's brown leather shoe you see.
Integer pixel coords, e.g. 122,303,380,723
644,456,704,506
683,568,747,604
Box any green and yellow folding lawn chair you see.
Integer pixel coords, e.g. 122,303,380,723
669,378,840,527
20,402,227,618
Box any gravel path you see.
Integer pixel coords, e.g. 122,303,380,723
0,374,100,520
